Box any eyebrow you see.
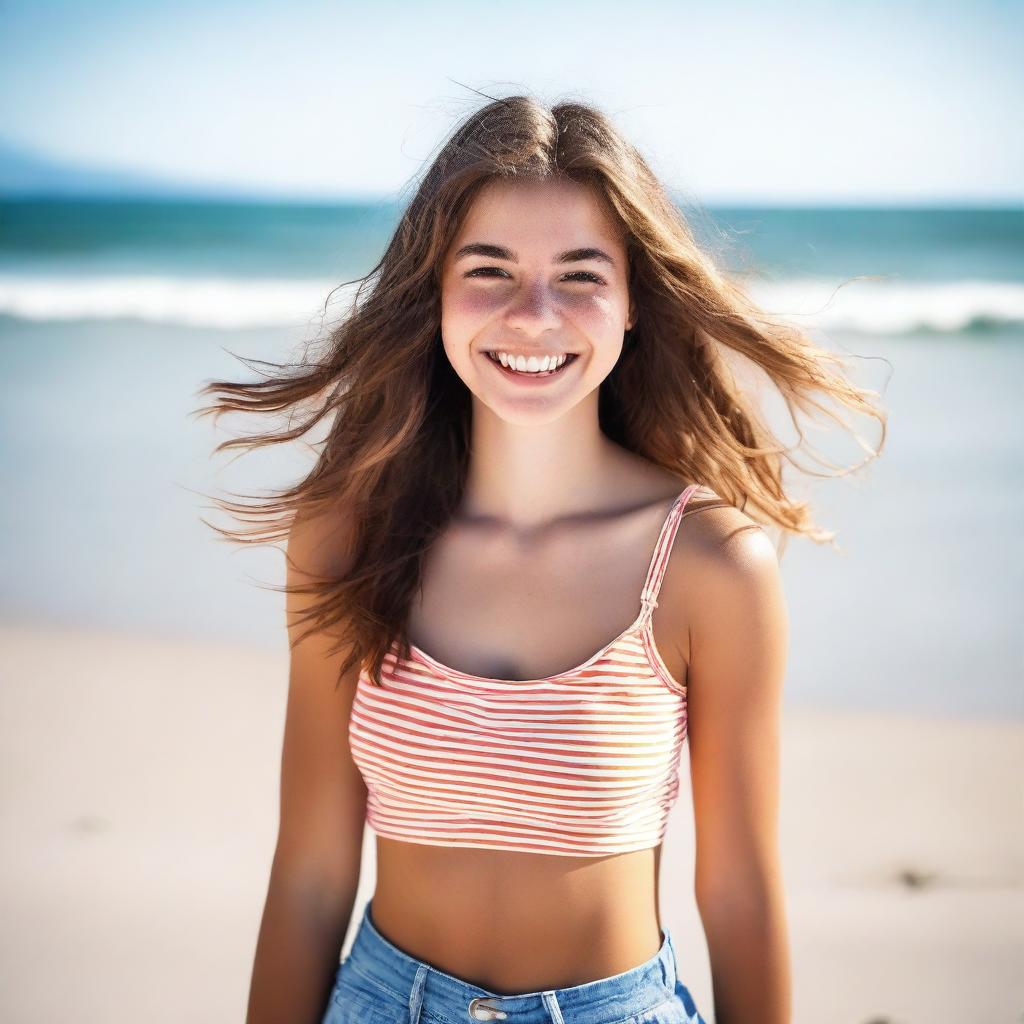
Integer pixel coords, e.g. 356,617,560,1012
453,242,617,268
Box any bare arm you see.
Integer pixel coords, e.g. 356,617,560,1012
246,509,368,1024
686,510,792,1024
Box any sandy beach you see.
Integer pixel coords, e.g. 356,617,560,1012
2,7,1022,1020
1,619,1019,1023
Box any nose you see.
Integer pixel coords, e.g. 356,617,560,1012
503,276,560,335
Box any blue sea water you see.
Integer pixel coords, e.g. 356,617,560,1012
0,198,1021,717
1,200,1021,332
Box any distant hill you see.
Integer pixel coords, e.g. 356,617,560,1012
0,139,215,198
0,139,375,202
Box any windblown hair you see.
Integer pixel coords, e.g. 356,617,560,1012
195,91,887,687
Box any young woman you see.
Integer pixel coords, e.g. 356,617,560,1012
202,94,885,1024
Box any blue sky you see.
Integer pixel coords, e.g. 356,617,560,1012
0,0,1020,203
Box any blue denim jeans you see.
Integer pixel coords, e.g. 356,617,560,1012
322,898,707,1024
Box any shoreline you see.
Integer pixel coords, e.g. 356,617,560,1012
1,619,1020,1022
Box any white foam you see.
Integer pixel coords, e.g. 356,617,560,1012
0,272,1021,334
744,277,1024,334
0,273,350,329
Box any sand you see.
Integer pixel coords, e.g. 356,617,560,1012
0,620,1020,1023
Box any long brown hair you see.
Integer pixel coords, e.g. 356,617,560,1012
194,91,887,687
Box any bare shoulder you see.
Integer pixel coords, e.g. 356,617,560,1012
660,486,786,668
679,486,781,586
285,502,357,584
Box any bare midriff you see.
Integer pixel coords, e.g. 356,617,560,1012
368,836,665,995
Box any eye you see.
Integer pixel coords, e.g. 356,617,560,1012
562,271,605,284
464,267,606,285
464,266,510,279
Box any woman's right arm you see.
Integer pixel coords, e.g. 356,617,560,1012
246,508,368,1024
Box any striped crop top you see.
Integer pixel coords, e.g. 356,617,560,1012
348,483,701,857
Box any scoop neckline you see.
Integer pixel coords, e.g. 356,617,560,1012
396,484,698,687
403,606,652,686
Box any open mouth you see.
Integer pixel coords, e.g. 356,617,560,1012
484,351,579,379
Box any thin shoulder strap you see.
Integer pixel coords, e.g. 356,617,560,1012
639,483,702,618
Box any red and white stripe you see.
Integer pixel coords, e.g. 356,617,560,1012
348,483,699,857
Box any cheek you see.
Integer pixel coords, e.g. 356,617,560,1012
447,287,502,319
562,291,622,330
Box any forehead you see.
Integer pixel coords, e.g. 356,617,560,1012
451,177,624,253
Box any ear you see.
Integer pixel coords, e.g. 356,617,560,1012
625,300,636,332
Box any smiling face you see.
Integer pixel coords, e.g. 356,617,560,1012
439,177,635,423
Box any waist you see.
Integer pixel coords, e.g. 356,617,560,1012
338,896,681,1024
371,835,665,992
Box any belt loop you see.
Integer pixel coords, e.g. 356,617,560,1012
540,990,566,1024
408,964,428,1024
662,927,678,990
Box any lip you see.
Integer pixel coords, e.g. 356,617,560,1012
481,350,579,383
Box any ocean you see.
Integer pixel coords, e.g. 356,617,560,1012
1,198,1021,717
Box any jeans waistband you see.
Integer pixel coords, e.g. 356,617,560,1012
342,897,680,1024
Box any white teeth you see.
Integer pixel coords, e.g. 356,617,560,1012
489,351,570,375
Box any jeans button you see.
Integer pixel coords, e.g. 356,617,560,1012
468,996,508,1020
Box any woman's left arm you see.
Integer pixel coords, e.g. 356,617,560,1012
685,514,792,1024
